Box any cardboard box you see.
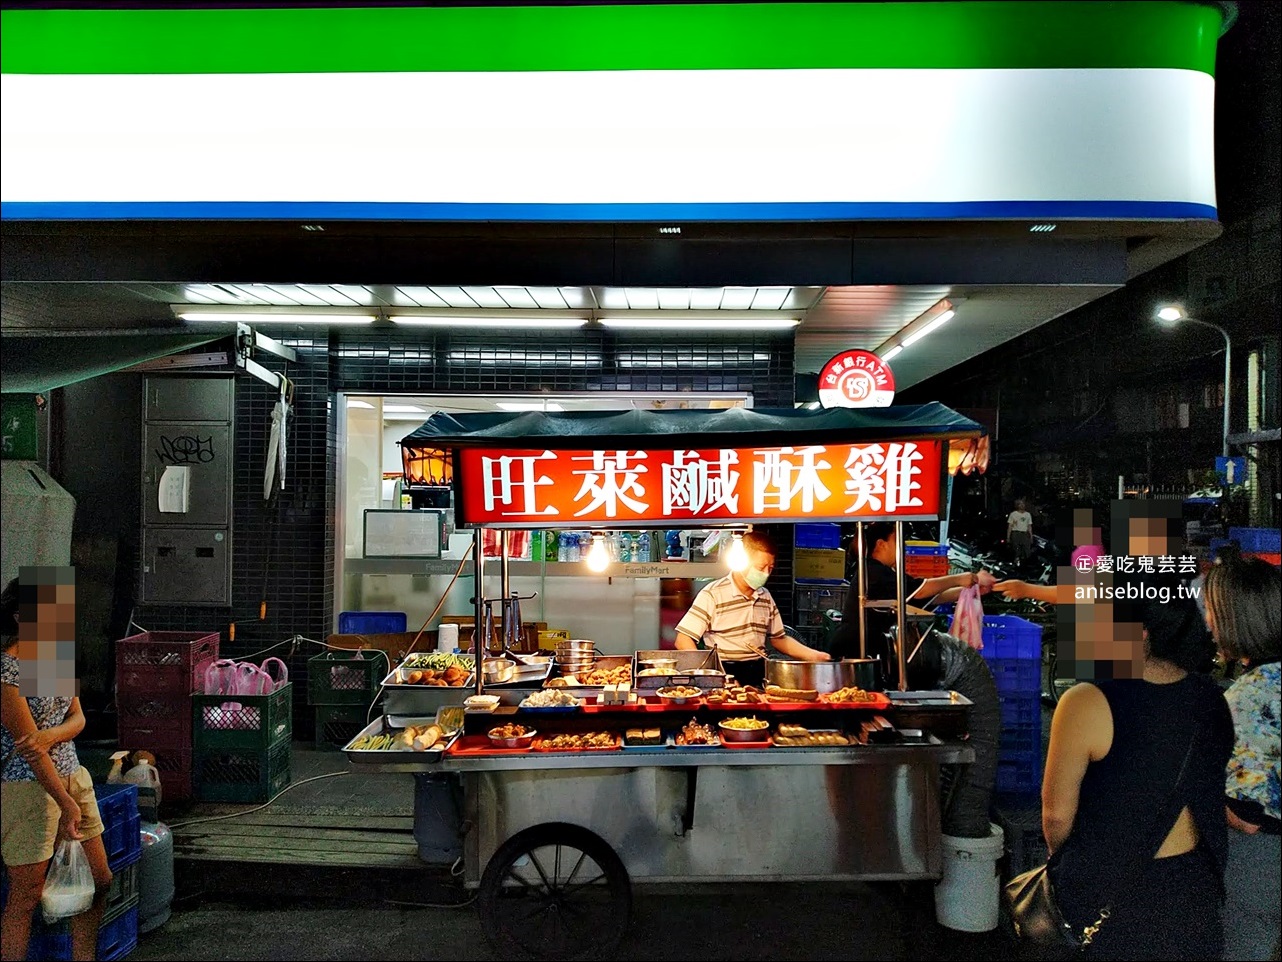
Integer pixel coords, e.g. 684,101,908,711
793,548,847,582
538,629,571,650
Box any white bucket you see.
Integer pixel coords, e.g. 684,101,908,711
934,822,1005,932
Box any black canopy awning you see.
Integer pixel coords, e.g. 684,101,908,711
1,332,225,395
400,402,984,451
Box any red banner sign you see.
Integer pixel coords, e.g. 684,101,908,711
455,441,943,527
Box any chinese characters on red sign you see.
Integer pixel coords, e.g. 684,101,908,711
455,441,943,526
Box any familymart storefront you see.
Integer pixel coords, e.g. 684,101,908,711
0,0,1232,720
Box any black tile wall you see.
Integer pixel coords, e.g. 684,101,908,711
134,327,795,736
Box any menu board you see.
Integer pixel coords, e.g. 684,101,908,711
363,509,444,559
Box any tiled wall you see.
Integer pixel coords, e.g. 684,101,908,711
133,327,796,734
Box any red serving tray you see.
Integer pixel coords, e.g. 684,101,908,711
447,735,535,757
719,735,773,749
580,701,671,713
818,692,893,710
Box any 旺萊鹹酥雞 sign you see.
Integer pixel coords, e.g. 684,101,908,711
453,441,943,526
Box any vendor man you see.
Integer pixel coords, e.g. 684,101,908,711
831,523,995,669
675,530,829,687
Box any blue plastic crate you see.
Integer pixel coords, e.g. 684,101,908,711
905,543,949,556
94,783,142,869
1000,722,1041,754
98,902,139,961
1228,527,1281,554
996,749,1043,798
337,610,407,634
980,615,1042,661
987,658,1042,694
795,523,841,550
998,693,1042,727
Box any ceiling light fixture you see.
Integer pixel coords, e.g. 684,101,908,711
382,404,426,414
172,304,376,325
346,399,375,409
495,402,566,412
901,309,955,347
390,313,589,329
1029,224,1058,233
599,316,801,331
881,346,903,362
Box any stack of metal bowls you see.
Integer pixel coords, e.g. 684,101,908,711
555,639,596,677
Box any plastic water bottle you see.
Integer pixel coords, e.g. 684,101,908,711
125,752,162,823
638,531,652,562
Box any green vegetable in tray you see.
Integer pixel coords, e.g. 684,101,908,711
401,652,474,672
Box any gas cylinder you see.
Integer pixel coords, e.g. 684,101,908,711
138,822,175,934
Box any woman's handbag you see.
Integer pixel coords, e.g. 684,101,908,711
1005,723,1199,948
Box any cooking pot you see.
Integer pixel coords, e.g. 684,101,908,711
766,658,880,693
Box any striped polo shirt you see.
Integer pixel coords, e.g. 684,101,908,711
675,574,785,662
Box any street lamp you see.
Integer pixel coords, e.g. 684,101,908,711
1155,305,1231,458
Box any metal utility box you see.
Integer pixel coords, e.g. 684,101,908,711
141,376,235,606
145,376,235,423
141,527,232,606
143,422,233,527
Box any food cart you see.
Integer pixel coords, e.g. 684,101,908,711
350,403,986,958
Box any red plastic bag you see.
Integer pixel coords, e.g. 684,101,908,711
949,584,985,651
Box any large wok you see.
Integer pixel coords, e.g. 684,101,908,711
766,658,880,693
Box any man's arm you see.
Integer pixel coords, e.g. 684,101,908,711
771,634,830,662
673,589,712,651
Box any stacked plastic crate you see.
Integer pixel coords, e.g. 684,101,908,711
979,615,1044,798
308,612,403,748
192,680,293,804
115,631,219,802
904,542,951,579
2,784,142,961
1229,526,1282,567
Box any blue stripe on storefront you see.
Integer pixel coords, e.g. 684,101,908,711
0,200,1218,222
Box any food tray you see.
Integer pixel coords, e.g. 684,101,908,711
516,704,581,714
819,692,893,710
581,701,669,713
719,735,773,749
342,715,460,764
380,665,475,691
632,649,725,690
485,659,554,687
543,656,633,696
447,735,535,757
532,735,622,752
772,730,852,748
669,737,721,749
621,733,669,753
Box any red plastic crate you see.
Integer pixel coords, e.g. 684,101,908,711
905,556,950,578
117,691,195,749
116,631,218,696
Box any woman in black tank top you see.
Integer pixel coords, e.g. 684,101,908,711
1043,599,1234,960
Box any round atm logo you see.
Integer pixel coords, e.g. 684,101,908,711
818,350,896,408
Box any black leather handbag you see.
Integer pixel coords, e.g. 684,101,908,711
1005,726,1198,949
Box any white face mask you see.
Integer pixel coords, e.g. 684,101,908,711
744,567,770,590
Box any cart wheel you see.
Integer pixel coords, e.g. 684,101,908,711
478,822,632,960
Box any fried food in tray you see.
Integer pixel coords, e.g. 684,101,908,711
656,685,702,699
625,727,663,746
489,723,532,740
578,665,633,687
720,716,769,731
674,719,718,746
823,686,878,704
533,732,619,751
765,685,819,703
706,684,764,705
774,723,850,747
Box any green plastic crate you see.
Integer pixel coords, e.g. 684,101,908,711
314,704,370,751
194,739,291,804
192,683,292,753
307,650,385,706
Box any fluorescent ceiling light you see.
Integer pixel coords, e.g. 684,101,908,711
347,399,375,409
600,317,800,331
719,288,757,310
496,402,566,412
390,315,587,329
881,346,904,362
446,351,602,367
176,311,374,324
901,309,955,347
383,404,426,414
